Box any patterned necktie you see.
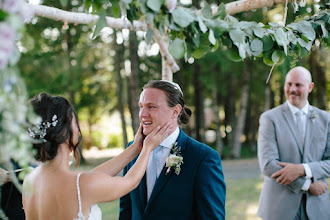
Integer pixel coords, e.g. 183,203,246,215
295,111,305,144
146,145,162,200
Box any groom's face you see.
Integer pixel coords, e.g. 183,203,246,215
139,88,177,136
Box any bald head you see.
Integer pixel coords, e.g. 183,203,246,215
286,66,312,83
284,66,314,109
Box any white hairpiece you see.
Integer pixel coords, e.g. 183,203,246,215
161,80,183,96
28,115,58,142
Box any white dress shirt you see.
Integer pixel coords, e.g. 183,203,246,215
286,101,313,191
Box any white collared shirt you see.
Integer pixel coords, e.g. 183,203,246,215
286,101,313,191
153,126,180,178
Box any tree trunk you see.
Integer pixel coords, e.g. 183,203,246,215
114,32,128,147
128,31,140,134
213,65,224,155
231,60,251,159
193,62,205,142
224,71,236,146
309,48,327,109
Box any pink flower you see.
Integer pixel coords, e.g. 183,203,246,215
165,0,177,13
1,0,23,14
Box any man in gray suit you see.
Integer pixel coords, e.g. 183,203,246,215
257,66,330,220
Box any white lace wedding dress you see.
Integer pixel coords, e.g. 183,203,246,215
74,173,102,220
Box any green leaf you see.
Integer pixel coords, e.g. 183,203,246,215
315,21,328,38
192,33,200,47
262,35,274,51
192,47,208,59
238,21,257,29
238,43,246,59
214,3,226,20
271,50,280,63
93,12,107,38
146,0,163,12
145,29,154,44
201,2,212,19
263,55,274,66
197,16,207,33
287,30,298,44
229,29,245,44
60,0,68,7
274,28,288,55
172,7,196,28
0,10,7,21
111,1,121,18
227,49,242,62
297,21,316,41
253,27,264,38
208,29,216,45
250,39,263,52
169,38,186,59
146,13,154,25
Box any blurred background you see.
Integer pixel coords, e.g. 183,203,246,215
18,0,329,219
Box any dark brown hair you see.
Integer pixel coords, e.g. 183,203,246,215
29,92,82,166
143,80,192,124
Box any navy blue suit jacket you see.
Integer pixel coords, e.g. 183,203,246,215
119,129,226,220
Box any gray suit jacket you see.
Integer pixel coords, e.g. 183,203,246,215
257,102,330,220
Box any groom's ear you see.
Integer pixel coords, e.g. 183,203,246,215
171,104,182,119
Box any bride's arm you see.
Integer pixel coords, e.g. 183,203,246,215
90,125,145,176
83,123,172,203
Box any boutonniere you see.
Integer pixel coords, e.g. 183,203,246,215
165,142,183,175
309,109,318,122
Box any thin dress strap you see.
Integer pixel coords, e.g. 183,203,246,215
75,173,85,220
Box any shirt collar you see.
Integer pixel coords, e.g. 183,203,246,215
286,100,309,115
160,126,180,149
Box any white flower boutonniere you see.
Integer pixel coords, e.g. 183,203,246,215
309,109,318,122
165,142,183,175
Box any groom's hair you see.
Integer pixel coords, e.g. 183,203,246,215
29,92,82,166
143,80,192,125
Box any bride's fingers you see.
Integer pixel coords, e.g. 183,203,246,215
159,122,172,137
148,125,161,136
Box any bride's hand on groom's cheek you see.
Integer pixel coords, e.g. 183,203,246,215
133,124,145,150
143,122,172,151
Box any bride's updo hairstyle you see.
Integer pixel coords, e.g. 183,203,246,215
29,92,82,165
143,80,192,125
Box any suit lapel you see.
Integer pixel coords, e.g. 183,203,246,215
138,173,147,210
144,129,188,211
282,103,304,155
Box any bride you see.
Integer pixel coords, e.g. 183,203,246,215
22,92,171,220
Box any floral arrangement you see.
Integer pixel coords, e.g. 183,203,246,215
165,142,183,175
0,1,35,218
309,108,318,122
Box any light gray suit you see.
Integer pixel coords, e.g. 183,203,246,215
257,102,330,220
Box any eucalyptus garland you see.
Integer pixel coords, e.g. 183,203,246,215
87,0,329,66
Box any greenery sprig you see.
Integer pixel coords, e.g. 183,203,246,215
88,0,329,66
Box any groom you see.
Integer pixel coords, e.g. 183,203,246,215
119,80,226,220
